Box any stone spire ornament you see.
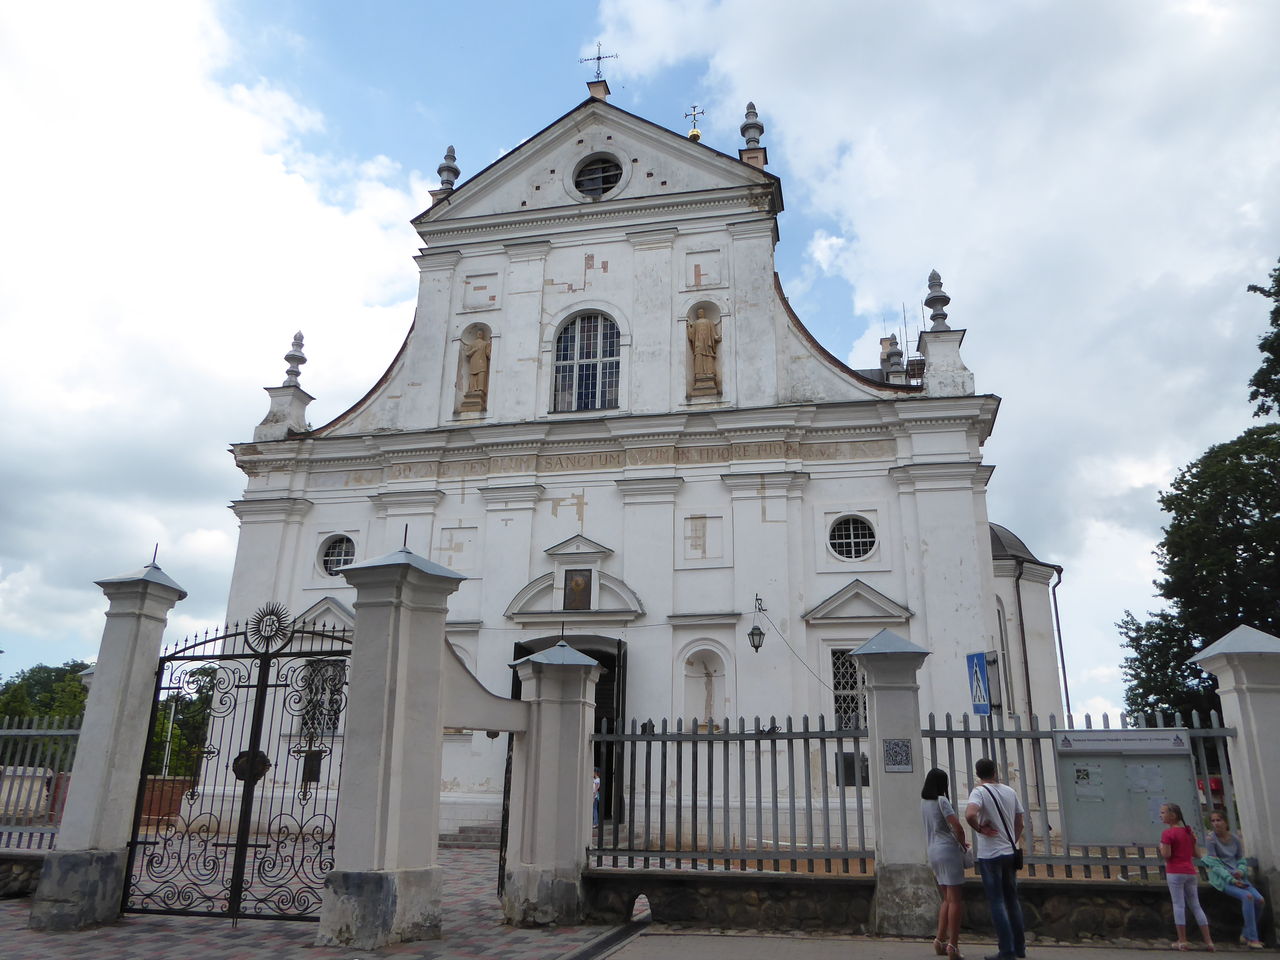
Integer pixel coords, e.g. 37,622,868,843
738,102,768,169
917,269,973,397
437,146,460,191
254,331,314,442
740,102,764,148
924,270,951,331
283,331,306,386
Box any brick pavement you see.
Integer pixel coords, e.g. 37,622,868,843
0,849,622,960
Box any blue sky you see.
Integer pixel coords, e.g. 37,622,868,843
1,0,1277,719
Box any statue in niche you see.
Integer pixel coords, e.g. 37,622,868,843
459,328,491,412
687,307,721,397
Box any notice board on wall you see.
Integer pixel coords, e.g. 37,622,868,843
1053,728,1200,847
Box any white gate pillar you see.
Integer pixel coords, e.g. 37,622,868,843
317,547,463,949
1190,626,1280,897
29,562,187,931
854,628,935,937
502,642,602,926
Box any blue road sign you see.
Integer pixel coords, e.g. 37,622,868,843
967,652,992,716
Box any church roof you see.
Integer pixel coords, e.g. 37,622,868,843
988,523,1044,564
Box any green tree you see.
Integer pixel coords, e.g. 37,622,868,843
143,665,215,779
1122,260,1280,720
1119,612,1219,718
1155,424,1280,642
0,661,90,718
1247,258,1280,417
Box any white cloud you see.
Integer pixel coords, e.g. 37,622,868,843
0,1,428,674
599,0,1280,714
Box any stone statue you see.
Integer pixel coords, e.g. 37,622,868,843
460,329,491,412
687,307,721,396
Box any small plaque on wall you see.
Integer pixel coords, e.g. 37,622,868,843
883,738,913,773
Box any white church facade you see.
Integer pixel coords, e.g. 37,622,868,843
224,82,1066,826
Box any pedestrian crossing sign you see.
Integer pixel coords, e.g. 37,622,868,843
967,652,992,716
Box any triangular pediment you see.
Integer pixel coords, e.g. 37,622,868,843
802,579,912,625
296,596,356,631
545,534,612,560
414,98,778,224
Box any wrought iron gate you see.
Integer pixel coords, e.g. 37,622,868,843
124,605,351,920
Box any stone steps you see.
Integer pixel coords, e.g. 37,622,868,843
438,823,502,850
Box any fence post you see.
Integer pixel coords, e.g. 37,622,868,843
316,547,463,949
28,562,186,931
1189,626,1280,899
854,628,934,937
502,642,602,926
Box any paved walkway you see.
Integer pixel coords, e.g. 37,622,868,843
602,931,1236,960
4,850,1254,960
1,849,618,960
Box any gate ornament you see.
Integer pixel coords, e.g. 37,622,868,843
248,602,293,652
231,749,272,783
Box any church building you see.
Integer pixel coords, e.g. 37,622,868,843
225,81,1066,826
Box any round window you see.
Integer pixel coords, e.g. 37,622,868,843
829,516,876,560
574,155,622,198
321,536,356,576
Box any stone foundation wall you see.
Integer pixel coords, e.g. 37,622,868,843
584,870,1272,943
0,852,44,898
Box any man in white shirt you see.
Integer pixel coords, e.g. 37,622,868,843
965,758,1026,960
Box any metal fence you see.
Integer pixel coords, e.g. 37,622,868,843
922,709,1235,881
0,714,81,850
590,715,873,874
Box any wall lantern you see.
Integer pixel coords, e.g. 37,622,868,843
747,624,765,653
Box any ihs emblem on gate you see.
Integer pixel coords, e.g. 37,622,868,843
247,602,293,652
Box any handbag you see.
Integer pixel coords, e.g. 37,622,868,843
982,784,1024,871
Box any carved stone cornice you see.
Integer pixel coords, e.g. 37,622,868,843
890,462,995,492
230,497,314,523
615,476,684,504
478,484,544,508
368,490,445,516
719,471,810,495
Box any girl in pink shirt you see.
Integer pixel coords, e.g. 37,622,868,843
1160,802,1214,951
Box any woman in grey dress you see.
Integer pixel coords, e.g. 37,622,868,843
922,767,971,959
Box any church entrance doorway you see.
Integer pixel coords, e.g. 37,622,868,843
499,635,626,890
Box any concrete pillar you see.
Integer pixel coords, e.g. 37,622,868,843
1189,626,1280,898
316,547,463,949
854,628,935,937
29,563,187,931
502,642,602,926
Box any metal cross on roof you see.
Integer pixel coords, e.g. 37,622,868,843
684,104,706,127
579,41,618,81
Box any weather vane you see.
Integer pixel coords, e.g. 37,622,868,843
579,41,618,81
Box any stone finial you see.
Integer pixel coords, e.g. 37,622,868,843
924,269,951,331
283,331,306,386
437,145,460,191
880,334,904,373
740,102,764,148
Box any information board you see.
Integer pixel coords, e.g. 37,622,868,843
1053,728,1200,847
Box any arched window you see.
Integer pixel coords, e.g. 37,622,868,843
553,313,620,412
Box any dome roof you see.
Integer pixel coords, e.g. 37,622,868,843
989,523,1043,563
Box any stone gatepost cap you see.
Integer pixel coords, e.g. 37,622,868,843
1190,624,1280,663
95,562,188,599
509,640,601,669
852,628,929,658
342,546,465,581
